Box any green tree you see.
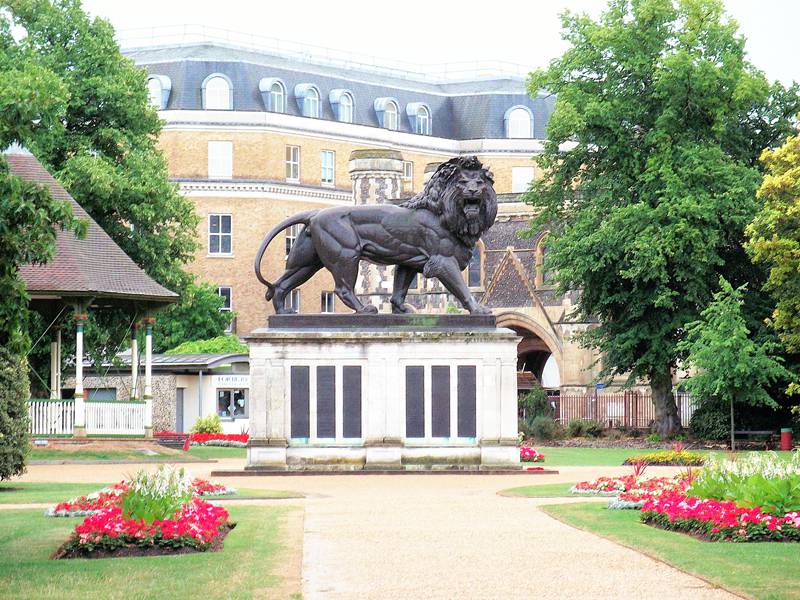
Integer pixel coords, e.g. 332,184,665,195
678,278,789,449
155,283,233,353
747,130,800,356
166,334,249,356
525,0,799,435
1,0,232,375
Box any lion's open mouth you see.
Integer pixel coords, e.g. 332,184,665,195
464,197,481,214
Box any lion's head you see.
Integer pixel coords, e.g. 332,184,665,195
399,156,497,245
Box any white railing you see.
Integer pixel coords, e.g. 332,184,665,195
28,400,75,435
117,24,532,83
85,401,146,436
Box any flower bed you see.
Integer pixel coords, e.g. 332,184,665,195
53,498,234,559
623,450,705,466
52,466,236,559
155,432,250,448
47,478,237,517
641,491,800,542
570,471,688,509
520,446,545,463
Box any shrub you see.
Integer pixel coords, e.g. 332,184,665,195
190,413,222,434
0,348,30,480
688,452,800,515
689,402,730,440
530,416,560,441
167,335,248,355
623,450,705,466
567,418,604,438
519,388,553,420
120,465,193,522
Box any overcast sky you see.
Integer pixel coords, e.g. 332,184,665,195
81,0,796,84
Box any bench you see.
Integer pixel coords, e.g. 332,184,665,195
155,434,190,450
733,430,775,450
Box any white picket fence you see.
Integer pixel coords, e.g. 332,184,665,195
28,400,75,435
27,400,146,436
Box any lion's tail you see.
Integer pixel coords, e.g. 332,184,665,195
254,210,318,300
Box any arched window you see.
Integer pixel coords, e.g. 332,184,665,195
385,101,398,130
416,105,430,135
259,78,286,113
304,87,319,117
203,74,232,110
406,103,432,135
505,106,533,138
146,75,171,110
339,92,353,123
147,78,162,108
270,82,285,113
374,97,399,130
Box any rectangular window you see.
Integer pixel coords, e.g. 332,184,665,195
217,389,248,419
218,286,232,333
321,150,335,185
285,145,300,181
321,291,335,313
208,214,232,255
285,223,302,258
402,161,413,181
511,166,535,193
86,388,117,401
208,141,233,179
287,289,300,313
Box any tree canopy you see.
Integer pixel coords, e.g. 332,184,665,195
677,277,789,449
524,0,799,434
1,0,231,381
166,335,249,356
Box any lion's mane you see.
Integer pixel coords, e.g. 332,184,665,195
399,156,497,245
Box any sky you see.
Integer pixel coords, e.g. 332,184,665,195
80,0,798,85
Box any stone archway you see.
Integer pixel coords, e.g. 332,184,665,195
495,312,562,389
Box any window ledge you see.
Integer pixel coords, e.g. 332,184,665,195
207,253,235,258
285,177,300,184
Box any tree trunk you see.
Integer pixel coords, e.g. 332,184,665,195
651,367,680,437
730,397,735,452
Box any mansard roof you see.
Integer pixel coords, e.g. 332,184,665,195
7,149,178,305
125,43,555,140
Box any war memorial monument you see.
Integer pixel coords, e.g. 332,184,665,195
245,153,520,470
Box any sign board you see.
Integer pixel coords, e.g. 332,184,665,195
211,374,250,389
595,383,605,389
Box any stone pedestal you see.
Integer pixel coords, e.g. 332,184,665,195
245,314,520,471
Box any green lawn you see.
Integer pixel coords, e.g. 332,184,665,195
0,505,299,599
500,482,577,497
27,444,247,463
536,446,796,466
186,445,246,460
542,502,800,600
0,482,300,504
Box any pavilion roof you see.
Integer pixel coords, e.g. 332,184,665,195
7,149,178,306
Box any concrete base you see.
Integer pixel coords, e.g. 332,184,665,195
72,426,87,438
245,315,521,471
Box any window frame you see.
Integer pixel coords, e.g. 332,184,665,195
202,73,233,111
505,105,534,139
285,223,303,259
338,92,354,123
218,286,233,332
416,106,431,135
303,88,320,118
147,77,162,109
207,140,233,180
320,150,335,186
287,289,301,313
385,101,398,130
270,82,285,113
321,291,335,313
402,161,413,181
217,388,248,420
285,145,300,181
511,166,535,194
208,213,233,257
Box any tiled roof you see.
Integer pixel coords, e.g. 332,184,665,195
8,151,178,304
125,43,555,140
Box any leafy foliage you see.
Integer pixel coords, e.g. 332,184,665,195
155,284,233,353
167,334,248,356
677,277,789,447
524,0,799,435
689,402,731,440
518,387,553,420
190,414,222,435
747,129,800,357
567,418,604,438
529,416,561,441
120,465,193,522
0,348,30,480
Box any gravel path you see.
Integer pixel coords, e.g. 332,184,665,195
13,462,737,600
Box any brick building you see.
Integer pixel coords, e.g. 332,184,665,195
125,34,599,393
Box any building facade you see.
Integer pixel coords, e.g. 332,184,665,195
125,39,599,393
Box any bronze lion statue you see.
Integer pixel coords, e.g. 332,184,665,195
254,155,497,315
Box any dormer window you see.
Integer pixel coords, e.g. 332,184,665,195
146,75,171,110
259,78,285,113
505,105,533,138
329,89,354,123
295,84,320,118
374,97,399,130
202,74,233,110
406,102,431,135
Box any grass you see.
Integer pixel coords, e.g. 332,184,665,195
0,505,298,599
27,444,247,463
535,446,796,466
186,445,246,460
500,482,577,497
0,482,300,504
542,502,800,600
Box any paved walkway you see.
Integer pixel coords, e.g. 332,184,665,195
15,462,737,600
